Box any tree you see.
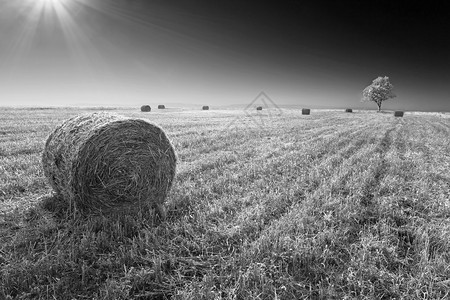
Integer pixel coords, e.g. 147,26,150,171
362,76,396,112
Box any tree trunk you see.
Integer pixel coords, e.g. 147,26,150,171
377,103,381,112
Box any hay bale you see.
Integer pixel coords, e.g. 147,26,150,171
256,106,263,111
302,108,310,115
345,108,353,113
202,106,209,110
141,105,151,112
158,105,165,109
42,112,177,217
394,111,404,117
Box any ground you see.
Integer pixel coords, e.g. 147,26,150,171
1,107,450,299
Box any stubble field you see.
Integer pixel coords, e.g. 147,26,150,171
1,107,450,299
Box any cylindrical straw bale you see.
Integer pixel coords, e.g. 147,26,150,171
302,108,310,115
141,105,151,112
202,106,209,110
42,112,176,215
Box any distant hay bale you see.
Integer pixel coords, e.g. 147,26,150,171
141,105,151,112
158,105,165,109
256,106,263,111
42,112,177,217
345,108,353,113
202,106,209,110
302,108,310,115
394,111,404,117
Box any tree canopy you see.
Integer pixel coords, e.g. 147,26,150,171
362,76,396,111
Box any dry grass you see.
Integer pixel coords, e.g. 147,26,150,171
1,107,449,299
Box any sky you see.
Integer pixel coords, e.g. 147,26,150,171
0,0,449,111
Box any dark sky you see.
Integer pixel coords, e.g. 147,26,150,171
0,0,449,111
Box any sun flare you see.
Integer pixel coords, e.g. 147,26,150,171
37,0,63,8
41,0,63,4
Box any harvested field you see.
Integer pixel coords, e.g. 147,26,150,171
1,107,450,299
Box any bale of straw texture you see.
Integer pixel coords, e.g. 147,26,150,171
202,106,209,110
158,105,165,109
302,108,310,115
394,111,404,117
42,112,177,217
256,106,263,111
141,105,151,112
345,108,353,113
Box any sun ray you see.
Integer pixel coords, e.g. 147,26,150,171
44,0,115,99
1,1,45,70
0,0,116,100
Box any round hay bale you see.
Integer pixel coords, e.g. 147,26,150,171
42,112,177,217
256,106,263,111
202,106,209,110
141,105,151,112
345,108,353,113
394,111,404,117
158,105,165,109
302,108,310,115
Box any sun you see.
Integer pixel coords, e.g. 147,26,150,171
40,0,63,4
11,0,86,58
36,0,74,12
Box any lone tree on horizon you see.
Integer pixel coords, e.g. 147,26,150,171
362,76,396,112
